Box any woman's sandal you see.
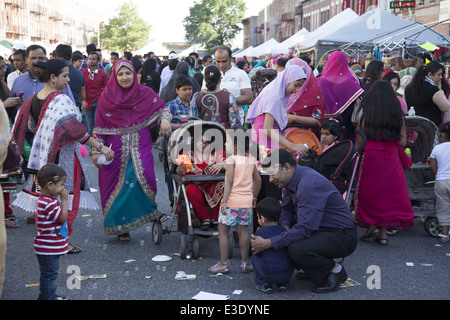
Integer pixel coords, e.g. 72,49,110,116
360,228,380,241
158,214,169,223
438,234,449,243
68,244,82,254
5,219,20,228
375,237,389,246
118,233,130,241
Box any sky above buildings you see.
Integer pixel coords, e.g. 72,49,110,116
75,0,270,45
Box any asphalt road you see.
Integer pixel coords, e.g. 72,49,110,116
2,150,449,304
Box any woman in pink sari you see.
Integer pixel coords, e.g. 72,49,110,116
286,57,325,137
354,80,414,245
93,60,172,241
317,51,364,142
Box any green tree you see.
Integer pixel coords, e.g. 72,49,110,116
101,2,151,52
183,0,246,52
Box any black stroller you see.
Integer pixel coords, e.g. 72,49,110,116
159,120,234,259
404,116,440,237
297,127,367,206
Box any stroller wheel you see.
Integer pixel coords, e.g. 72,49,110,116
192,237,200,259
424,217,441,238
152,221,163,244
180,235,187,259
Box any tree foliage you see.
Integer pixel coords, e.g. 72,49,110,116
101,2,151,52
183,0,246,52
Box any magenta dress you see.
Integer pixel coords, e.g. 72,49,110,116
354,139,414,228
94,60,172,235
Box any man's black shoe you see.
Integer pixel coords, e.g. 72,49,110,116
311,266,348,293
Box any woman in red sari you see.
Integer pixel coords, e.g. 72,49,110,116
354,80,414,245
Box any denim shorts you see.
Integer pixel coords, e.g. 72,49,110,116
218,207,252,226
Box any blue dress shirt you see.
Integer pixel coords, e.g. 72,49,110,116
270,165,355,250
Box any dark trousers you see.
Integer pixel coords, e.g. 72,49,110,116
252,254,294,286
36,254,61,300
288,227,358,285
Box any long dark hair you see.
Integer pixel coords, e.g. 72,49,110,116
33,58,68,83
360,80,404,142
204,65,221,91
409,60,445,93
363,60,384,86
0,56,10,102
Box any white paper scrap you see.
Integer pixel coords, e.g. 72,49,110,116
124,259,136,263
191,291,230,300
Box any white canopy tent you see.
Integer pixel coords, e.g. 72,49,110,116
296,8,359,52
248,38,279,57
322,9,450,51
134,42,171,57
298,9,450,59
270,28,310,55
232,46,254,58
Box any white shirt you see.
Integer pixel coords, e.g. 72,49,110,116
159,67,173,94
7,70,23,90
430,141,450,180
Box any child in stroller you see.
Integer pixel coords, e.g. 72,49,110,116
321,117,343,152
173,124,226,230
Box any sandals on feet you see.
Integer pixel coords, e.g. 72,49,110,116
439,234,449,243
5,219,20,228
158,214,169,223
68,244,82,254
374,237,389,245
360,228,380,241
241,261,254,273
208,261,230,274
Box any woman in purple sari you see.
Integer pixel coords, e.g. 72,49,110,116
93,60,172,241
317,51,364,142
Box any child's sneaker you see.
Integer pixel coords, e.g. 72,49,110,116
208,261,230,274
256,283,272,294
241,261,254,273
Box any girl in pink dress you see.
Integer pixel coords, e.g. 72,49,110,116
354,80,414,245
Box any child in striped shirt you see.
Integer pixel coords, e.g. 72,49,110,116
35,164,69,300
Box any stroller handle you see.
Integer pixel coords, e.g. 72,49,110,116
283,123,320,133
172,115,200,123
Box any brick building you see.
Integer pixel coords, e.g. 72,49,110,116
0,0,103,51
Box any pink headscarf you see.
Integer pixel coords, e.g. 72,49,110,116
317,51,364,117
246,65,306,130
94,60,166,132
287,58,324,125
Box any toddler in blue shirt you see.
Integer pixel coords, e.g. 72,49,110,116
251,197,295,294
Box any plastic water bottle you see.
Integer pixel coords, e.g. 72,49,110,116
408,106,415,117
405,148,411,159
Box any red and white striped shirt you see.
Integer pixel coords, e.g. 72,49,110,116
34,195,68,255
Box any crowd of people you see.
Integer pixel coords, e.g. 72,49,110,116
0,40,449,299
